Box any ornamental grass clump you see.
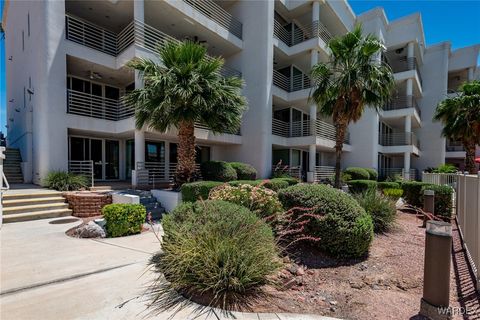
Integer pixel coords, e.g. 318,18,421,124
353,190,396,233
43,171,89,191
209,184,283,223
149,200,280,309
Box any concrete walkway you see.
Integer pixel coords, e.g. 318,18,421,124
0,218,337,320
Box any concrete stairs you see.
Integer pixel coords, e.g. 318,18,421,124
139,193,165,221
2,191,72,223
3,148,24,184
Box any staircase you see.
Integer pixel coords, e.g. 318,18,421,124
4,148,24,184
118,190,165,220
2,190,72,223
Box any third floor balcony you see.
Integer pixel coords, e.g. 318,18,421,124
273,19,332,48
383,95,421,117
273,69,311,92
379,132,420,149
272,118,350,144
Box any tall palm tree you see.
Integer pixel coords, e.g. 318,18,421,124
125,41,247,186
310,25,395,188
434,80,480,173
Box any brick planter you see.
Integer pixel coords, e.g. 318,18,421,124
63,192,112,218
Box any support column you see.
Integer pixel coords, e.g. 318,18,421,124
308,144,316,183
133,0,144,45
407,42,415,60
405,115,412,133
406,78,413,106
133,130,145,186
404,152,411,180
468,67,474,81
312,1,320,23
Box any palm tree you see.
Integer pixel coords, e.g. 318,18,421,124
310,25,395,188
434,80,480,173
125,41,247,186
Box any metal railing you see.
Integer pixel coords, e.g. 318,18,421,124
182,0,242,39
194,122,241,135
384,95,421,117
271,165,302,180
273,19,332,47
314,166,335,182
68,160,94,187
446,140,465,152
272,118,350,143
379,168,417,180
386,56,422,86
379,132,419,148
273,70,311,92
67,89,134,121
65,15,241,78
422,172,459,188
136,162,202,186
453,173,480,290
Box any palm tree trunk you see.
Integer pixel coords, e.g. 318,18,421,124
334,121,346,189
175,120,196,187
464,140,477,174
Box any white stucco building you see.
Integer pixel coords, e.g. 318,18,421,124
2,0,479,185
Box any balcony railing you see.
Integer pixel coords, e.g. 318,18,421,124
68,160,94,187
446,141,465,152
386,56,422,86
274,20,332,47
194,122,241,135
379,168,418,180
272,118,350,143
271,165,302,180
136,162,201,186
273,70,311,92
65,14,241,78
384,95,421,117
314,166,335,182
67,89,134,121
379,132,419,148
182,0,242,39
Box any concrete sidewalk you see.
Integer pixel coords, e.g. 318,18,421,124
0,218,337,320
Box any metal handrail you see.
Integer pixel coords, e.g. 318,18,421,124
68,160,94,187
384,95,421,117
273,69,311,92
379,132,419,148
272,118,349,143
386,56,422,86
314,166,335,182
273,19,332,47
182,0,242,39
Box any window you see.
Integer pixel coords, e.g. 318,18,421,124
145,141,165,162
23,87,26,108
22,30,25,51
27,13,30,36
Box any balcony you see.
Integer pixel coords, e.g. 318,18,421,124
386,56,423,86
379,168,418,180
273,20,332,47
182,0,242,39
65,14,241,78
446,141,465,152
272,118,350,143
273,70,311,92
379,132,419,148
67,89,134,121
384,95,421,117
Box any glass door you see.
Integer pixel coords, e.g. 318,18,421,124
90,139,103,180
105,140,119,180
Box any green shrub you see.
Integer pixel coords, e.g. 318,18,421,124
200,161,237,182
229,162,257,180
43,171,89,191
263,178,290,191
420,185,454,218
278,184,374,258
228,180,261,187
364,168,378,181
276,177,300,186
102,204,146,237
209,184,283,222
383,188,404,199
354,190,396,233
181,181,223,202
347,180,377,194
344,167,370,180
154,200,280,306
433,164,457,173
401,181,432,207
378,181,400,190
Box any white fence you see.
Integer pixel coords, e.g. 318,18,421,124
423,172,479,290
0,147,10,227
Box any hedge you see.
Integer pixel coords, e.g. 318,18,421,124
278,184,374,258
200,161,237,182
401,181,432,207
420,185,454,218
364,168,378,181
343,167,370,180
229,162,257,180
102,204,146,237
181,181,223,202
378,181,401,190
347,180,377,194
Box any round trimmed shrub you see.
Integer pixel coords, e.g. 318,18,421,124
181,181,223,202
263,178,290,191
343,167,370,180
378,181,400,190
383,188,403,199
364,168,378,181
102,204,146,237
273,177,300,186
354,190,396,233
200,161,237,182
228,180,261,187
278,184,374,258
347,180,377,194
153,200,280,305
229,162,257,180
209,184,283,222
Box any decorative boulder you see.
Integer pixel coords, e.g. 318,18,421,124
74,221,106,238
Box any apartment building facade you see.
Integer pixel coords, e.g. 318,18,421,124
3,0,479,185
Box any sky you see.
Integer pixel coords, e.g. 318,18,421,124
0,0,479,133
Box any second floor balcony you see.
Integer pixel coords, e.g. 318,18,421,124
446,140,465,152
379,132,420,148
385,56,423,87
273,69,311,92
384,95,421,117
272,118,350,144
65,14,241,78
274,19,332,47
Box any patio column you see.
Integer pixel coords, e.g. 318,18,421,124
468,67,474,81
133,0,144,46
407,42,414,60
406,78,413,105
405,115,412,133
308,144,316,183
404,152,411,180
134,130,145,168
